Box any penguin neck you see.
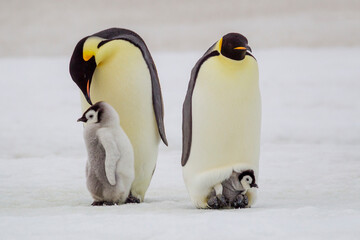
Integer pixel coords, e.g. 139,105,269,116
210,54,259,88
95,40,128,65
100,118,120,128
218,54,253,70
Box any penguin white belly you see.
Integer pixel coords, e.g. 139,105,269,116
81,40,160,200
183,56,261,208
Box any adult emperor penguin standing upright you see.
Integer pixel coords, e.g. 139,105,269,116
182,33,261,209
69,28,168,202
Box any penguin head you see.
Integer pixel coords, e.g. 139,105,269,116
77,101,119,126
69,34,117,106
218,33,253,61
238,170,258,190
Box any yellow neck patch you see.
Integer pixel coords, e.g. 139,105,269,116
83,36,104,61
218,38,223,53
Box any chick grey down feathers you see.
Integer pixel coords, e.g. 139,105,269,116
79,101,134,205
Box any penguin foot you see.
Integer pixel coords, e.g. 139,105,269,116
91,201,116,206
231,194,248,209
207,194,227,209
125,193,141,204
91,201,105,206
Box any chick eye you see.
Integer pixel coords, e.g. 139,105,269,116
89,115,93,118
246,178,250,182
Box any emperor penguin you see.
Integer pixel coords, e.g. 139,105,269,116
181,33,261,209
78,101,134,206
70,28,168,202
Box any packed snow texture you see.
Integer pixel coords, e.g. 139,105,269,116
0,49,360,239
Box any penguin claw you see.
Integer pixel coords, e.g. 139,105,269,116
207,196,220,209
231,194,248,209
91,201,105,206
207,194,227,209
243,195,249,206
218,195,227,207
125,193,141,204
91,201,116,206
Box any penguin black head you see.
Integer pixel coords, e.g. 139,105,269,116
238,170,258,189
219,33,253,61
70,28,146,106
69,37,97,105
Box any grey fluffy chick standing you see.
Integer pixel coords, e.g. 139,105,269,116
78,101,134,206
207,169,258,209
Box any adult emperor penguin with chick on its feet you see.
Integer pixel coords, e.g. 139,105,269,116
70,28,168,203
182,33,261,209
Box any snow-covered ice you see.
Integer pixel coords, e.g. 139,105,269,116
0,49,360,239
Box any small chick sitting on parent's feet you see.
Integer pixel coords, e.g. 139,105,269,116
78,101,134,206
207,169,258,209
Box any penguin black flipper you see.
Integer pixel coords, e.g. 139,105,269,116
71,28,168,146
181,47,220,166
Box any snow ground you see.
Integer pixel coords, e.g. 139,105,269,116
0,49,360,239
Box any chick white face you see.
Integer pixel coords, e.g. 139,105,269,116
77,102,103,124
239,174,258,191
84,109,99,124
240,175,252,190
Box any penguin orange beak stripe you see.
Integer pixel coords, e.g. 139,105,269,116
234,46,247,50
87,80,91,98
84,79,93,105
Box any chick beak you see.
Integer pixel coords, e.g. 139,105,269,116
251,183,258,188
77,116,87,123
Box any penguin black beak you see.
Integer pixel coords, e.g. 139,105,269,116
69,36,96,106
77,116,87,123
246,45,252,52
75,79,92,105
250,183,258,188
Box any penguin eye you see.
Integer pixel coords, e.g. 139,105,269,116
89,114,93,119
246,177,250,182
